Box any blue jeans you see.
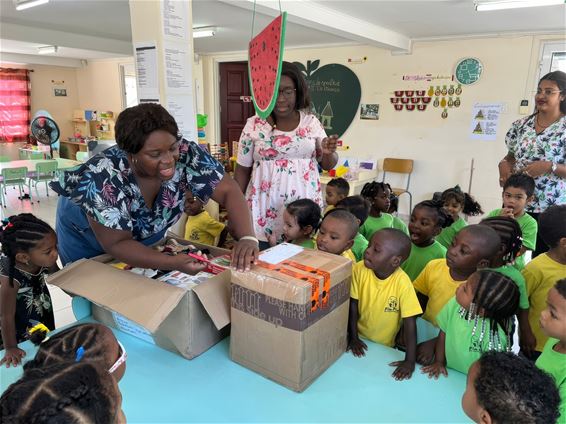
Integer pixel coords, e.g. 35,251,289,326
56,196,167,265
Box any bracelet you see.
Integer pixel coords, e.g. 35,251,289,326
239,236,259,244
551,162,558,174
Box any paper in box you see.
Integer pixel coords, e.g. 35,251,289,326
47,240,232,359
229,244,352,392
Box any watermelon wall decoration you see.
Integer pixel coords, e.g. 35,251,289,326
248,12,287,119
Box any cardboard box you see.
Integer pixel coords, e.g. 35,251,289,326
230,244,352,392
48,240,232,359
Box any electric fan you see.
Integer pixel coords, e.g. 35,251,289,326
30,115,60,158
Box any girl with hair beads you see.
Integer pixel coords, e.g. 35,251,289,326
0,214,58,367
359,182,408,242
401,200,453,281
479,216,532,353
422,269,520,377
24,322,127,381
436,186,483,249
271,198,321,248
0,361,126,423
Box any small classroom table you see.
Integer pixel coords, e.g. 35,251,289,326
320,169,379,196
0,158,80,174
1,300,468,423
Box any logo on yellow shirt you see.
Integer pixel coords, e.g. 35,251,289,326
190,230,200,241
384,297,399,313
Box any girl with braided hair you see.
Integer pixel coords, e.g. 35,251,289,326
422,269,520,377
359,181,408,241
0,361,125,423
0,214,58,367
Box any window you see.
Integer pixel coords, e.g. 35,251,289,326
539,41,566,77
120,63,138,109
0,68,31,143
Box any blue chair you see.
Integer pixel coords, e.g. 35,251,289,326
28,160,58,201
0,167,32,207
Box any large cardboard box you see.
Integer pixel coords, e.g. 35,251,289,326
230,244,352,392
48,241,231,359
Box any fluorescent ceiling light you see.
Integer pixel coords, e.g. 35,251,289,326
37,45,58,55
475,0,564,11
193,27,216,38
15,0,49,11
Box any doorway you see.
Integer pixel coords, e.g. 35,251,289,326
219,61,254,157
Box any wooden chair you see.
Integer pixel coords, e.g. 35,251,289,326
0,167,32,207
381,158,414,212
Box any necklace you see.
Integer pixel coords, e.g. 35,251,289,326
536,113,563,130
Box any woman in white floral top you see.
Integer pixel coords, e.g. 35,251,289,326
235,62,339,249
499,71,566,256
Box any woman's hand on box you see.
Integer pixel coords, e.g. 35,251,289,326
231,238,259,272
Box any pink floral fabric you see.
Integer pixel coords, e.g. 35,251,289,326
237,112,327,242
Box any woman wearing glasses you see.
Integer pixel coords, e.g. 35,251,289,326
234,61,339,249
52,103,258,272
499,71,566,256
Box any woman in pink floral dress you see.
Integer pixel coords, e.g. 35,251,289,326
235,62,339,249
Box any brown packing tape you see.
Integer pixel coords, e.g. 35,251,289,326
231,277,350,331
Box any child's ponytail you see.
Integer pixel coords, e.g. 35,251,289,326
462,192,484,216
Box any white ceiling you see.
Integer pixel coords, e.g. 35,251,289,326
0,0,565,64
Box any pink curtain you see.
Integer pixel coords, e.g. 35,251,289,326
0,68,31,143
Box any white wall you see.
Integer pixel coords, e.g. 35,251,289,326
201,34,565,215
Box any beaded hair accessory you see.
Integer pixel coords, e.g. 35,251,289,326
458,303,506,352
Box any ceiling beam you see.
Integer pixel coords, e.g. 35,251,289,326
0,21,132,56
217,0,411,52
0,52,83,68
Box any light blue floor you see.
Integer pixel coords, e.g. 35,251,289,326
1,317,468,423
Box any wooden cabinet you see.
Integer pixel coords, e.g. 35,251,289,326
63,110,115,159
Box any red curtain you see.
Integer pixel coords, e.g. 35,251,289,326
0,68,31,143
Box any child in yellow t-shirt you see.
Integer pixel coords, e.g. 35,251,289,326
522,205,566,360
183,195,227,247
316,208,358,262
349,228,422,380
323,177,349,216
413,225,501,365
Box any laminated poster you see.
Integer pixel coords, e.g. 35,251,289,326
469,103,503,142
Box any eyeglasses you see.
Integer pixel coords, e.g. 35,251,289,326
535,89,562,97
277,88,296,99
109,341,127,374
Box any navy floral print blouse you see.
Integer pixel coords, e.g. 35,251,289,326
50,139,225,240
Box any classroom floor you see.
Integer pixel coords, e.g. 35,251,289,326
0,187,76,329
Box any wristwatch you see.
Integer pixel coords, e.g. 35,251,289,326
551,162,558,174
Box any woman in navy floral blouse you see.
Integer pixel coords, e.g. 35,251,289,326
51,103,258,272
499,71,566,256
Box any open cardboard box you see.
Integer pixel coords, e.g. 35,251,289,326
48,237,232,359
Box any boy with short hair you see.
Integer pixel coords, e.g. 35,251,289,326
521,205,566,360
184,194,227,247
348,228,422,380
462,352,560,424
487,173,538,270
316,208,357,262
413,225,501,365
324,177,350,215
335,195,371,262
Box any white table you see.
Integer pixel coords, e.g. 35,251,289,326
0,158,80,174
320,169,379,196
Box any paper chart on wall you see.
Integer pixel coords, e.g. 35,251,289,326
163,41,192,93
167,94,197,141
469,103,503,142
134,42,160,102
161,0,188,40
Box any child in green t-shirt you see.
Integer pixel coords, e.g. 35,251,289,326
273,198,320,249
401,200,452,281
462,352,560,424
436,186,483,249
536,278,566,420
479,216,532,355
335,195,370,262
359,181,408,241
422,269,519,376
486,173,538,270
